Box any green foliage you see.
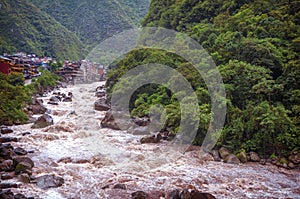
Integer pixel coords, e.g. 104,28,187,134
0,0,84,60
104,0,300,157
29,0,150,50
0,73,29,124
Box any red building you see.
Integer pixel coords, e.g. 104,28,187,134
0,56,12,75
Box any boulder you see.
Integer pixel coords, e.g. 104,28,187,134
101,111,121,130
0,127,13,134
31,104,47,115
18,173,31,183
63,97,72,102
13,156,34,168
212,150,221,162
31,114,54,129
169,189,180,199
140,134,162,144
132,126,150,135
94,99,110,111
49,96,61,103
248,152,260,162
237,151,248,163
224,154,240,164
0,160,13,171
113,183,126,190
14,147,27,156
131,191,148,199
96,91,106,98
288,153,300,165
179,189,191,199
191,190,216,199
36,174,64,189
132,117,150,126
15,162,33,174
219,147,230,159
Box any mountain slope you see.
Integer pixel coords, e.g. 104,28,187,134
106,0,300,157
29,0,150,49
0,0,84,60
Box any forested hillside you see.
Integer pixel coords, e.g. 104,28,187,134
29,0,150,49
107,0,300,157
0,0,149,59
0,0,84,60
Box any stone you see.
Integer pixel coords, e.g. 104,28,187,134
15,162,33,174
47,102,59,105
259,159,267,165
113,183,126,190
63,97,72,102
0,159,13,171
219,147,230,159
288,153,300,164
13,156,34,168
132,117,150,126
131,191,147,199
248,152,260,162
49,96,61,103
169,189,180,199
31,114,54,129
1,172,15,180
132,126,150,135
14,193,27,199
14,147,28,155
140,134,162,144
101,111,121,130
237,151,248,163
94,99,110,111
190,190,216,199
224,154,240,164
0,127,13,134
0,137,18,143
212,150,221,162
288,162,295,169
0,183,18,189
30,103,47,115
0,189,14,199
18,173,31,183
180,189,191,199
36,174,64,189
96,91,106,98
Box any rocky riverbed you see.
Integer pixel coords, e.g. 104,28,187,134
1,81,299,199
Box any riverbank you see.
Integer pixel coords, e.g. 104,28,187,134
1,81,299,198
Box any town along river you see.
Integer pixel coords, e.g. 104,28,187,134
9,81,300,198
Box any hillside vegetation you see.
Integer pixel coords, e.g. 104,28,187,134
0,0,84,60
0,0,149,59
29,0,150,49
107,0,300,157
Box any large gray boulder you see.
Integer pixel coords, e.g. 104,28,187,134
94,99,110,111
31,114,54,129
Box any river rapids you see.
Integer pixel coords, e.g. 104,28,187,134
8,82,300,199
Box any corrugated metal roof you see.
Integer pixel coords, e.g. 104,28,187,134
0,55,12,61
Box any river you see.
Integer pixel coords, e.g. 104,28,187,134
9,81,300,199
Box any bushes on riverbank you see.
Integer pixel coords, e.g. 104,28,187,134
0,70,61,125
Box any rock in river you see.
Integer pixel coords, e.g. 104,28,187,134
94,98,110,111
36,174,64,189
31,114,54,129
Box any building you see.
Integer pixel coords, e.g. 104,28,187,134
0,55,12,75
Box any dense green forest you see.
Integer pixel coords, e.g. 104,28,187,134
0,0,149,59
0,70,61,125
107,0,300,157
29,0,150,49
0,0,84,60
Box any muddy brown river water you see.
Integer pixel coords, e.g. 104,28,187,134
8,82,300,199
